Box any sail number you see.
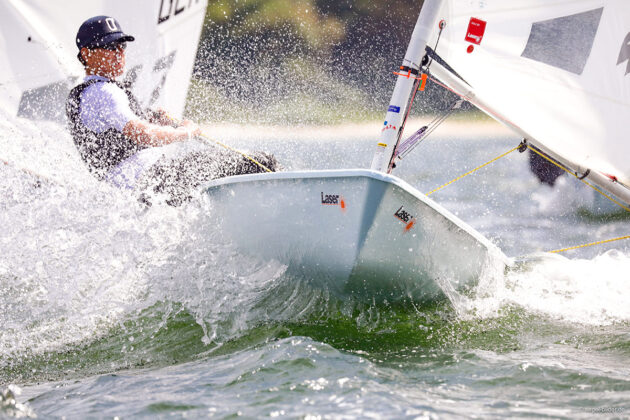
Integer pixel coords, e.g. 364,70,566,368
158,0,204,24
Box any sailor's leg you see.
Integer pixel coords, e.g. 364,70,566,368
139,148,281,206
222,151,281,176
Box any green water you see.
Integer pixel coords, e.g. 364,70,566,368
5,295,630,418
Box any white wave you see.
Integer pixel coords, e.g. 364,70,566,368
459,251,630,326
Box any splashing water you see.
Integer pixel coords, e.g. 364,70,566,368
0,110,293,365
0,385,36,418
3,110,630,365
3,103,630,418
505,251,630,325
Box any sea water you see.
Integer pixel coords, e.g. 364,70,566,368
1,115,630,419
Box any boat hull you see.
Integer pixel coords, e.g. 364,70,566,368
203,169,506,303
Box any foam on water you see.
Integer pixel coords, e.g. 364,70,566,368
1,165,172,358
0,163,294,363
454,250,630,326
0,113,291,364
505,251,630,325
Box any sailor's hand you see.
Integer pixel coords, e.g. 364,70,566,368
150,108,176,126
180,120,202,139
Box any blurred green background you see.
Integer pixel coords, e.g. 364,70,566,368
186,0,475,125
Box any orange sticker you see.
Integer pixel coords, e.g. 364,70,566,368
418,74,428,91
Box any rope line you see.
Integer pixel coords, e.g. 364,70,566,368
165,112,273,173
1,155,60,185
425,144,520,196
524,145,630,253
422,142,630,253
199,132,273,173
547,235,630,254
526,145,630,213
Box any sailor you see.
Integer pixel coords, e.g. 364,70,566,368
66,15,278,205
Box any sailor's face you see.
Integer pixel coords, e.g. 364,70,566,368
82,45,126,78
104,45,126,77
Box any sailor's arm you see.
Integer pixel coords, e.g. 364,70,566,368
86,83,201,146
123,119,201,147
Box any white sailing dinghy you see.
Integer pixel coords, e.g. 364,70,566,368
204,1,511,303
205,0,630,301
5,1,627,302
205,169,505,302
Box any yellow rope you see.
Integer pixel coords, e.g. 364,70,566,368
199,132,272,173
423,142,630,254
547,235,630,254
524,145,630,253
164,113,272,173
1,156,60,185
426,145,521,196
526,145,630,213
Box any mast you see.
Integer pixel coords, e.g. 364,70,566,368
370,0,443,174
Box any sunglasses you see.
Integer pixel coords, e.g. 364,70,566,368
99,42,127,52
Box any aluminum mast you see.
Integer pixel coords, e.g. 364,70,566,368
371,0,443,174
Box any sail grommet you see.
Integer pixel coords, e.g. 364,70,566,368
439,20,446,30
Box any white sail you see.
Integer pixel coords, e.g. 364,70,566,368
0,0,207,122
419,0,630,202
